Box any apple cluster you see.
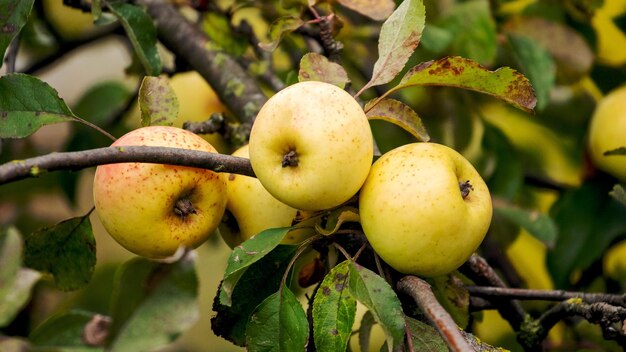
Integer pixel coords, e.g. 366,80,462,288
93,81,493,277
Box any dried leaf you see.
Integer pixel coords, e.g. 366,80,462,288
365,98,429,142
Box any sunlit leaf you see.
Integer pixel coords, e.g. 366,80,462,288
259,16,304,52
313,261,356,351
24,214,96,291
298,52,350,89
108,255,199,351
107,2,161,76
349,263,404,351
0,0,34,69
337,0,395,21
246,287,308,352
219,227,292,306
315,206,360,235
203,12,248,56
138,76,179,127
365,98,430,142
358,0,425,95
370,56,536,113
0,73,76,138
610,184,626,207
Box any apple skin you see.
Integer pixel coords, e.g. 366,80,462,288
221,144,312,248
93,126,227,258
588,85,626,182
359,142,492,277
249,81,373,211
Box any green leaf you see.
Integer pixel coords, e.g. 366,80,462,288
419,24,454,54
246,287,309,352
349,263,405,351
259,16,304,52
108,256,199,352
315,206,360,236
548,180,626,288
24,214,96,291
429,275,470,329
610,184,626,207
404,316,448,351
0,0,34,69
374,56,536,113
73,81,133,127
365,98,430,142
0,73,76,138
359,0,425,94
0,227,41,327
313,261,356,351
438,0,497,66
219,227,292,306
107,3,161,76
506,33,555,110
203,12,248,56
212,245,297,346
358,311,377,352
336,0,395,21
29,309,104,350
298,52,350,89
138,76,179,127
494,199,558,248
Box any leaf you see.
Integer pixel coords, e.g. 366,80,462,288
358,0,425,95
219,227,292,306
315,206,360,235
298,52,350,89
107,2,161,76
404,316,448,351
108,255,199,352
0,73,76,138
494,198,558,248
245,287,309,352
73,81,133,127
138,76,179,127
259,16,304,52
506,33,555,110
349,263,405,351
0,0,34,69
203,12,248,56
429,275,470,329
548,180,626,288
365,98,430,142
212,245,297,346
372,56,536,113
337,0,395,21
313,261,356,351
610,184,626,207
358,311,377,352
0,227,41,327
24,214,96,291
29,310,105,350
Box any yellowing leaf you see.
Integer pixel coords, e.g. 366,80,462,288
365,98,429,142
259,16,304,52
337,0,395,21
298,52,350,89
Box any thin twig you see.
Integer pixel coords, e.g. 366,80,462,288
0,146,254,185
397,276,473,352
466,286,626,306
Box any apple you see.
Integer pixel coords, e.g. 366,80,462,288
249,81,373,211
93,126,227,258
359,142,492,277
588,85,626,182
42,0,101,40
220,144,313,248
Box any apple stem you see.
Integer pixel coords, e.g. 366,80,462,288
174,198,197,220
282,150,299,167
459,180,473,199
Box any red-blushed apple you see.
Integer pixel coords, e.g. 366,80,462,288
93,126,227,258
359,142,492,277
249,81,373,211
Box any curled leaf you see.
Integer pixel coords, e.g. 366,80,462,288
298,52,350,89
365,98,429,142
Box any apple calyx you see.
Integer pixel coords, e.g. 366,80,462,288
174,197,197,220
282,150,299,167
459,180,474,199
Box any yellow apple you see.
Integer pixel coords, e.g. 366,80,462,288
359,142,492,277
588,85,626,182
42,0,100,40
220,144,312,248
93,126,227,258
249,81,373,211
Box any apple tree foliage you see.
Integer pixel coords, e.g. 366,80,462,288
1,0,626,351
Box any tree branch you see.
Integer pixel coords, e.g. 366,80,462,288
135,0,267,130
0,146,254,185
466,286,626,306
397,276,473,352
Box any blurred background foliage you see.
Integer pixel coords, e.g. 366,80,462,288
2,0,626,351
